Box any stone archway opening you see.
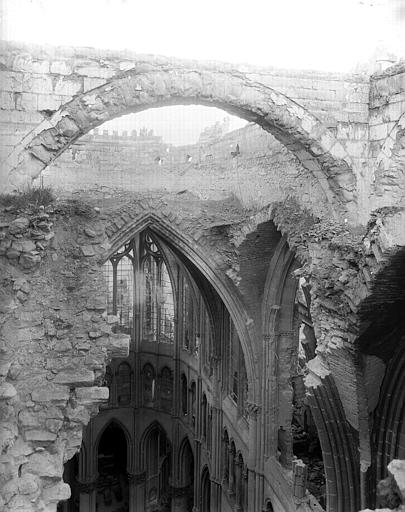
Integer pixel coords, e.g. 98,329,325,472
97,422,129,511
200,467,211,512
2,61,357,222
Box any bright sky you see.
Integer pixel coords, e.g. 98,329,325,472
1,0,404,144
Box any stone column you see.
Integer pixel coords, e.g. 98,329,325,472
234,456,242,511
228,446,235,497
127,472,146,512
171,485,192,512
78,480,97,512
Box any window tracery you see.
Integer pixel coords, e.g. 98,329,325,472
103,230,175,343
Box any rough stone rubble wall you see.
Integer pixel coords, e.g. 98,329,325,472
0,199,130,511
369,63,405,208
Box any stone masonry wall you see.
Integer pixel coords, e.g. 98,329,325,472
39,123,334,221
0,40,369,160
0,196,130,512
0,40,372,224
369,63,405,209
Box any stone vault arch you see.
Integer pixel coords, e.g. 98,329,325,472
2,61,356,221
101,209,261,409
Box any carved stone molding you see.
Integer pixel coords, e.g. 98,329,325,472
127,471,146,485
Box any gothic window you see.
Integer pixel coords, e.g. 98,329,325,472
142,363,156,405
181,374,188,416
181,274,198,352
201,302,213,370
103,231,175,343
159,366,173,412
141,232,175,343
190,381,196,428
144,426,171,507
202,393,208,439
103,241,135,334
117,362,131,405
229,320,248,413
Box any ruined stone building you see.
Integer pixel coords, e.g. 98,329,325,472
0,41,405,512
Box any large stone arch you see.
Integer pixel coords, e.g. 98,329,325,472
2,63,356,221
102,210,261,407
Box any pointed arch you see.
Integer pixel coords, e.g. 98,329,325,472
178,436,195,488
102,212,261,405
95,417,132,456
3,62,355,219
140,419,170,460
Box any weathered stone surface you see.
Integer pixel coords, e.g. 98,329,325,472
9,217,29,235
22,451,61,478
53,369,95,386
76,386,109,403
24,429,57,442
19,252,41,268
31,385,70,403
0,383,17,400
42,481,70,503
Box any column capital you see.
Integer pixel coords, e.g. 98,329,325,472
127,471,146,484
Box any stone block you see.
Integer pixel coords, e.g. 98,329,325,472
65,404,90,424
0,91,15,110
19,92,38,111
25,429,57,442
37,93,62,112
23,451,61,478
0,382,17,400
75,64,116,79
19,252,42,268
81,244,95,256
53,369,95,386
18,474,39,495
76,386,109,403
27,75,54,94
54,77,82,96
31,384,70,403
50,60,73,75
31,60,50,73
0,71,24,92
43,481,71,503
9,216,29,234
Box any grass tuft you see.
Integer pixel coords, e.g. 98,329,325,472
0,187,55,209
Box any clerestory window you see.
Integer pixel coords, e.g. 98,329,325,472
103,230,175,343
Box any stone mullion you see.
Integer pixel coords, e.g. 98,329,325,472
234,456,242,510
228,446,235,497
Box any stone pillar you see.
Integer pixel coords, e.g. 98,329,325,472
171,485,192,512
210,480,222,512
127,472,146,512
228,446,235,497
234,456,242,510
78,481,97,512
